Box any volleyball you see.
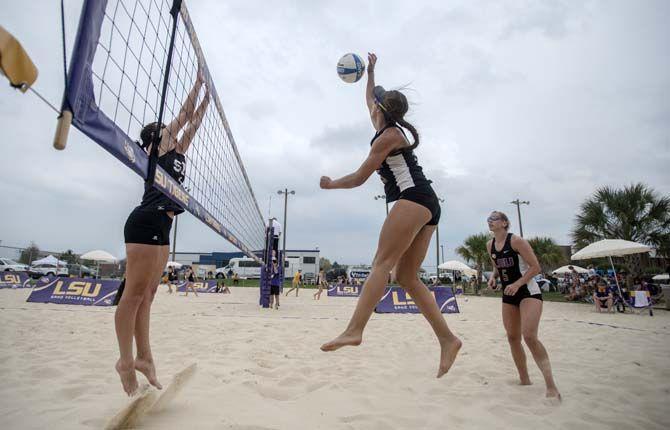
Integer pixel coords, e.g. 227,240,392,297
337,53,365,83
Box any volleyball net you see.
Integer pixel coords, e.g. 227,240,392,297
56,0,265,259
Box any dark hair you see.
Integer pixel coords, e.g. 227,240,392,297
139,122,165,150
379,90,420,150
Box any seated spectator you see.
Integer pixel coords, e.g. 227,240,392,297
593,281,614,313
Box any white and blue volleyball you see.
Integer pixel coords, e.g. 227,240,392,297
337,53,365,83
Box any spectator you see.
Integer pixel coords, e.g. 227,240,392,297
593,280,613,313
269,258,281,309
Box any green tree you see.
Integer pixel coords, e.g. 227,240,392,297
19,242,40,264
59,249,79,265
527,237,565,273
572,183,670,274
319,257,332,272
456,233,491,295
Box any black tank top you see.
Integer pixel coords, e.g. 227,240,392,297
139,149,186,213
370,124,432,202
490,233,523,288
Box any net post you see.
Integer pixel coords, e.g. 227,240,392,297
259,220,274,308
53,110,72,150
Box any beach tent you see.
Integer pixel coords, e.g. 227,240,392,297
32,255,67,266
572,239,652,309
80,250,117,262
166,261,182,269
552,265,589,275
80,250,117,278
438,260,477,276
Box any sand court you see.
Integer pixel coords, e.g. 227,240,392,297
1,287,668,429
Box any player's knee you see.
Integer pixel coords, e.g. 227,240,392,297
523,333,539,347
395,267,417,286
507,332,522,344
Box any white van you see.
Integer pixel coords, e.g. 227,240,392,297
226,257,262,279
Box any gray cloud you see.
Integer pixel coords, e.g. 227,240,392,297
1,0,668,270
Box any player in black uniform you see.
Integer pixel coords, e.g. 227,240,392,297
114,67,210,396
319,53,461,378
487,211,561,401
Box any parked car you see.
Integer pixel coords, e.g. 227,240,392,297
29,262,69,278
67,263,97,278
0,258,29,272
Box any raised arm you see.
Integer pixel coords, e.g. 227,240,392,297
365,52,377,115
176,87,210,154
320,127,402,190
164,68,205,140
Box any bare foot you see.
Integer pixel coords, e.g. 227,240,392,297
320,331,362,352
519,377,532,386
116,359,138,396
546,387,562,403
436,336,462,378
135,357,162,390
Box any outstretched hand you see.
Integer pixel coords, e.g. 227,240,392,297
367,52,377,74
320,176,333,189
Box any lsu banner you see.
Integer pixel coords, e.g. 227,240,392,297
27,277,120,306
375,286,459,314
327,284,362,297
0,271,31,289
175,280,221,293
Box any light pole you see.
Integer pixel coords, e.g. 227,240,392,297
440,245,444,263
374,194,388,216
277,189,295,270
510,199,530,237
435,197,445,277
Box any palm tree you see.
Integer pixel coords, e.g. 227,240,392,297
527,237,566,273
456,233,491,295
572,183,670,273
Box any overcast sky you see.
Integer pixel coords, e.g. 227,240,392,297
1,0,668,269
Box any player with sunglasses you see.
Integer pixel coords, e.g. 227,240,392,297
487,211,561,401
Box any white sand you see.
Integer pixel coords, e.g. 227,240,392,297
1,287,669,429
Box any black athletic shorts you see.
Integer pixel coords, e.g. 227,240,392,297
124,207,173,246
502,285,543,307
398,186,441,225
270,284,280,295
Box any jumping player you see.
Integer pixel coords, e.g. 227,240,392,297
114,67,210,396
319,53,461,378
486,211,561,400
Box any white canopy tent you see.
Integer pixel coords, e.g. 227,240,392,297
552,265,589,275
652,274,669,281
32,255,68,266
80,250,117,278
166,261,183,269
438,260,477,276
80,250,117,262
572,239,652,309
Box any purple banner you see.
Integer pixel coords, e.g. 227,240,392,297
175,280,221,293
375,286,459,314
327,284,362,297
0,271,31,289
27,277,120,306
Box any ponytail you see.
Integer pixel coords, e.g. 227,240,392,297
395,116,420,150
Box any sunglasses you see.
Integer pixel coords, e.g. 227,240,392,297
487,215,502,222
